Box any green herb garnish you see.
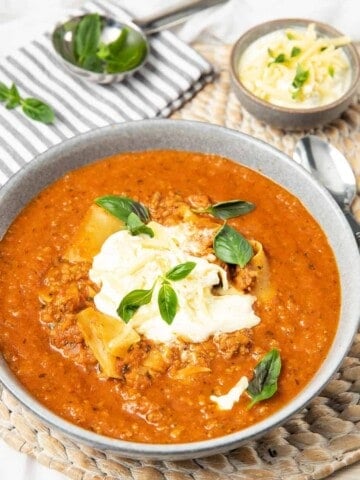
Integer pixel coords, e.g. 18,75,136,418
0,82,55,124
73,14,148,74
158,282,178,325
165,261,196,281
96,195,153,238
117,262,195,324
274,53,286,63
291,46,301,58
328,65,335,77
247,348,281,409
292,64,309,89
126,212,154,238
286,32,296,40
95,195,150,223
117,287,154,323
195,199,255,220
213,224,253,268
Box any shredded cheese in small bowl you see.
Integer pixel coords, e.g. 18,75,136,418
230,19,360,129
238,23,351,109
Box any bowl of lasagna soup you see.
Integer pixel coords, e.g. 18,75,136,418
0,119,359,460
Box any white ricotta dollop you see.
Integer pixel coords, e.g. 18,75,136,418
90,221,260,344
210,376,249,410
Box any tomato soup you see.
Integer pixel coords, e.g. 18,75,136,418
0,151,340,443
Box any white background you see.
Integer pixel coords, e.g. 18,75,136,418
0,1,360,479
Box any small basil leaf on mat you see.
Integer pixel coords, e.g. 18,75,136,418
213,224,253,267
247,349,281,409
21,98,55,124
95,195,150,223
0,82,9,101
5,83,21,109
126,212,154,238
165,262,196,281
75,13,101,65
117,287,154,323
207,200,255,220
158,283,178,325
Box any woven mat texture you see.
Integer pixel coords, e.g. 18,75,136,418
1,44,360,480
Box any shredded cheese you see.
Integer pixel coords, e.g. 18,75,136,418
90,221,260,344
238,23,351,108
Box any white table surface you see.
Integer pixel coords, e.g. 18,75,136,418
0,1,359,479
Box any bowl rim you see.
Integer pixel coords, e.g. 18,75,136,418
0,119,359,460
230,17,360,114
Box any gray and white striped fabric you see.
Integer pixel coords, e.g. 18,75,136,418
0,0,215,186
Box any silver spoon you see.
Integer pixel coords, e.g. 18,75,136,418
52,0,228,84
294,135,360,248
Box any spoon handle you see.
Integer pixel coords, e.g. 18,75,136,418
135,0,228,35
344,210,360,249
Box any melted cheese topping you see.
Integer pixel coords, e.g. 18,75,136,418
239,24,351,108
90,221,260,344
210,376,249,410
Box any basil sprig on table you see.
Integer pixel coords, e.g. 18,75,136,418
247,349,282,409
95,195,153,238
117,261,196,324
0,82,55,124
74,13,148,74
195,199,255,220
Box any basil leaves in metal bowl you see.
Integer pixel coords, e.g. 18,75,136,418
52,13,149,84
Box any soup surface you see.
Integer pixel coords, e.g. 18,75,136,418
0,150,340,443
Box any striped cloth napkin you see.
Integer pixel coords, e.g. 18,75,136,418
0,0,215,186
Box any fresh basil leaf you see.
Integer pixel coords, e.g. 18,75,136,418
21,98,55,124
5,83,21,109
96,42,110,60
213,225,253,268
95,195,150,223
291,46,301,57
165,261,196,281
247,349,281,409
292,64,309,89
207,200,255,220
0,82,10,101
108,27,128,56
158,283,178,324
117,287,153,323
105,28,147,73
75,13,101,65
82,54,104,72
126,212,154,238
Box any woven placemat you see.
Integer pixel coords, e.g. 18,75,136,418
1,44,360,480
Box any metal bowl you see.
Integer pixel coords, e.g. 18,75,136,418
52,15,149,84
0,119,359,459
230,19,360,130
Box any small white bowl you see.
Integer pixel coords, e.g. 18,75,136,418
230,19,360,130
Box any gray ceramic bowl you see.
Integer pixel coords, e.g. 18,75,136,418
230,19,360,130
0,120,359,460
